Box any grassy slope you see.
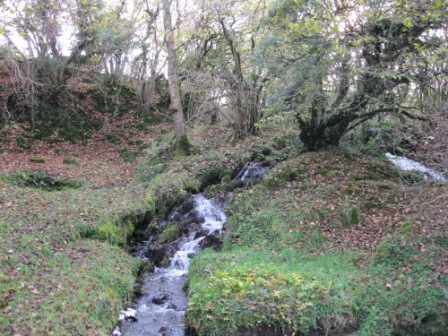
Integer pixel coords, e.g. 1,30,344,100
0,180,149,335
187,150,448,335
0,120,157,335
0,122,260,335
1,122,447,335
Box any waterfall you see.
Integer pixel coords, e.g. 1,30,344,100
115,162,268,336
386,153,447,183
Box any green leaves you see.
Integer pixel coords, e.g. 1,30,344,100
403,17,412,28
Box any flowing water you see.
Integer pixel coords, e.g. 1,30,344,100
114,162,268,336
386,153,447,183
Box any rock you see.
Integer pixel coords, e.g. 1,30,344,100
152,292,169,305
146,244,168,266
199,234,222,250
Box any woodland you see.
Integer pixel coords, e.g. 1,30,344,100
0,0,447,335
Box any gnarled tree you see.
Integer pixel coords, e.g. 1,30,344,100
258,0,447,150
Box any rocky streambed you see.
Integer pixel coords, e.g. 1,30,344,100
114,162,269,336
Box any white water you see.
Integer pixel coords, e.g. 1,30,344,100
235,162,269,182
118,194,227,336
193,194,227,234
386,153,447,183
116,162,268,336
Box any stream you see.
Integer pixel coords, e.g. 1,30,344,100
113,162,268,336
386,152,447,183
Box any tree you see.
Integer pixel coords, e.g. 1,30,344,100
162,0,191,155
173,0,270,139
258,0,447,150
0,0,137,130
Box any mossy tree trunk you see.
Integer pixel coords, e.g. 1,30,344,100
162,0,191,156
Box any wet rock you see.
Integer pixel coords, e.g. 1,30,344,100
199,234,222,250
152,292,169,305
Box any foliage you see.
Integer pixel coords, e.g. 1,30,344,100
2,170,82,191
257,0,448,150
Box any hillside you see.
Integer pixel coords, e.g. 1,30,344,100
1,118,447,335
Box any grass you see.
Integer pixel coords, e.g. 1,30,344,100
188,249,363,336
2,170,82,191
187,150,448,335
62,157,78,165
2,123,447,335
0,124,283,335
0,178,149,335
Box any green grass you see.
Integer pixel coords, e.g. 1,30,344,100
187,150,448,335
62,157,78,164
29,156,46,163
188,250,363,335
1,170,82,191
0,179,149,335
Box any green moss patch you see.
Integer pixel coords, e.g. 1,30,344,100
2,170,82,191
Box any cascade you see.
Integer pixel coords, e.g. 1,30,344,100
386,153,447,183
114,162,266,336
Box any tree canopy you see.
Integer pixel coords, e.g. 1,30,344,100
0,0,447,149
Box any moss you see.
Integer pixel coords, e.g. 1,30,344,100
62,157,77,165
340,206,362,228
29,157,46,163
3,170,82,191
94,219,134,246
373,235,416,266
147,172,200,219
159,222,181,244
174,135,193,157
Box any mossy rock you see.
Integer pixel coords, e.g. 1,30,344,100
340,207,362,228
146,172,200,219
94,219,134,246
62,157,78,165
29,157,45,163
159,222,181,244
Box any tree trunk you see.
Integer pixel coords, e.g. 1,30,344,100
162,0,190,155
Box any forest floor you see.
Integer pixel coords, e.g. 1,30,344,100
1,119,447,335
